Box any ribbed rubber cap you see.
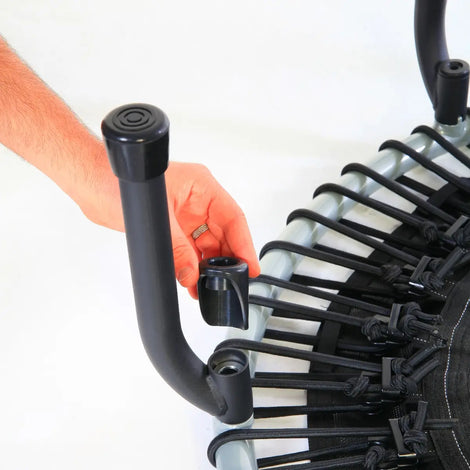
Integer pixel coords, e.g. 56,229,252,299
101,103,170,182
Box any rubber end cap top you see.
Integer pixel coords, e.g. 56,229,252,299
101,103,170,182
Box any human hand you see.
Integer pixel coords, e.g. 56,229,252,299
0,38,259,298
78,149,260,299
165,162,260,298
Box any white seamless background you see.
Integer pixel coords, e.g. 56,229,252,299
0,1,468,469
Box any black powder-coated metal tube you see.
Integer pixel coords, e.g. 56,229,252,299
101,103,224,417
414,0,449,108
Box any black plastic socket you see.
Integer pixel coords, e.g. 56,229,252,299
414,1,469,124
435,60,470,125
198,257,249,330
208,348,253,424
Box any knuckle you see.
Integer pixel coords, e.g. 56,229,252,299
172,242,190,263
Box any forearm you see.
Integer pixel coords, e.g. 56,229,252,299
0,37,111,207
0,37,260,292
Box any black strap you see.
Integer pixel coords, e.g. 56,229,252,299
396,175,435,196
342,163,456,224
314,182,429,230
287,208,420,265
254,274,390,316
340,218,430,254
257,442,369,469
260,240,393,279
412,125,470,170
216,338,383,373
380,139,470,193
290,274,399,305
254,404,378,419
396,176,470,217
207,420,456,467
264,329,393,353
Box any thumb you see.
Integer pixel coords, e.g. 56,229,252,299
169,211,199,288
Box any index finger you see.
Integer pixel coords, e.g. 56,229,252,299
206,191,260,277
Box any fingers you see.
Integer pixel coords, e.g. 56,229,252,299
208,216,260,277
193,229,222,259
169,210,200,291
187,284,199,300
166,162,260,298
193,214,260,278
222,213,260,277
206,189,261,278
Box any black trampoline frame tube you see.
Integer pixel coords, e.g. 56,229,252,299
102,103,252,425
415,0,469,125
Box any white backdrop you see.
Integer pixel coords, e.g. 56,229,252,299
0,1,468,469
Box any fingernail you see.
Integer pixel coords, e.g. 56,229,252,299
177,267,193,284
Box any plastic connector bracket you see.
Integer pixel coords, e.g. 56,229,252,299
198,257,249,330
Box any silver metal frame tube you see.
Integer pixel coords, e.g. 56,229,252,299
214,119,470,470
